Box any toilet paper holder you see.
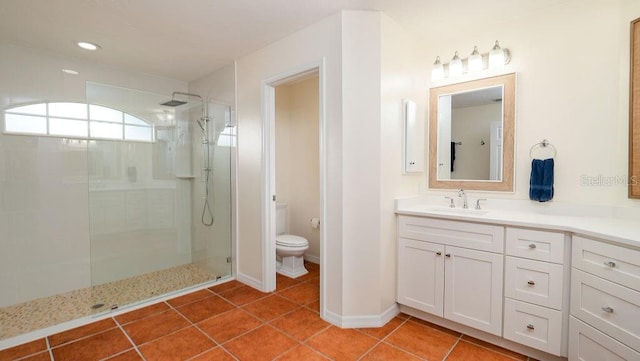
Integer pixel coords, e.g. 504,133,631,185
310,217,320,229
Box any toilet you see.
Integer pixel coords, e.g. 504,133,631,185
276,203,309,278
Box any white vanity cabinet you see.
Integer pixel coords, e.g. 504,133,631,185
502,227,570,356
397,216,504,336
569,235,640,359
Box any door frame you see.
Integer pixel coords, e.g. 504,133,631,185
261,59,327,317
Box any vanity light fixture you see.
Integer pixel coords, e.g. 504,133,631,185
431,40,511,81
449,51,463,77
432,56,445,81
76,41,101,51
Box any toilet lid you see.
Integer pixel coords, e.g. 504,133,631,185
276,234,308,247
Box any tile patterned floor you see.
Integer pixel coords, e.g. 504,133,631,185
0,263,538,361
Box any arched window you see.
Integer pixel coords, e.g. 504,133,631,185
3,102,154,142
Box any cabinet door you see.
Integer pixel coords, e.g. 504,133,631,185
397,238,444,316
444,245,504,336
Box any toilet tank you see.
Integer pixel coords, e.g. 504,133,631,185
276,203,287,235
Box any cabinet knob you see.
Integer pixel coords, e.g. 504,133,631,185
526,324,535,331
604,261,616,268
602,306,614,313
445,254,451,258
528,243,537,249
436,251,442,256
527,280,536,286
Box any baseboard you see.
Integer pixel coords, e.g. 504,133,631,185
236,271,265,292
303,254,320,264
322,303,399,328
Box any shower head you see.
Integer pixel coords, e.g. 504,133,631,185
160,91,203,107
160,99,188,107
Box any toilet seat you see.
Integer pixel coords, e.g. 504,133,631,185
276,234,308,247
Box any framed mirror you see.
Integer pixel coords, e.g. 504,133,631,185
428,73,516,191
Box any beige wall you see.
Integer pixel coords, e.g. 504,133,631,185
275,77,321,261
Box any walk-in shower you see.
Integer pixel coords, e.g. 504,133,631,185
161,91,215,226
0,83,233,344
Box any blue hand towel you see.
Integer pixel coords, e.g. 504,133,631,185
529,158,554,202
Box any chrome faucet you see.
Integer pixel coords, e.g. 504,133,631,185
458,189,468,209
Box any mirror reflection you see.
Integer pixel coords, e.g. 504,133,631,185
428,73,515,192
437,86,503,181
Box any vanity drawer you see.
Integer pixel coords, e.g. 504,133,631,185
572,235,640,290
505,256,564,309
505,227,565,263
398,216,503,253
571,269,640,351
569,317,640,361
503,298,563,355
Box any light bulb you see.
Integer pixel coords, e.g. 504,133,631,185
449,51,463,77
489,40,505,68
468,46,482,72
431,56,444,81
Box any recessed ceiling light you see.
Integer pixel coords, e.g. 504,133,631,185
76,41,101,51
62,69,79,75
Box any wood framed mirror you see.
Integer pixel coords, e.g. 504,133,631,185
630,17,640,198
429,73,516,191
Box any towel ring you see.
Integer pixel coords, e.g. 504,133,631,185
529,139,557,160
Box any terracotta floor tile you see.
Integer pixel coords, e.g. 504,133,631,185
447,340,525,361
18,352,51,361
408,317,463,337
51,328,132,361
461,335,528,360
0,338,47,361
306,326,378,361
277,282,319,305
190,347,237,360
138,326,215,361
122,309,190,345
359,316,406,339
294,268,319,282
275,345,330,361
105,349,144,360
270,308,330,342
197,308,263,343
306,300,320,313
385,320,458,360
218,285,269,306
397,313,410,319
115,302,170,325
242,294,299,321
360,342,422,361
208,280,244,294
48,318,118,347
166,289,214,308
276,274,302,291
224,325,298,361
176,295,235,323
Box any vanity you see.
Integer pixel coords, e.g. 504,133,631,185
395,198,640,361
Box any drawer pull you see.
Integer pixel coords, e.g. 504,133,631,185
527,280,536,286
526,324,535,330
528,243,537,249
602,306,614,313
436,251,442,256
604,261,616,268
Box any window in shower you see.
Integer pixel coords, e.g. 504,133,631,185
3,102,154,142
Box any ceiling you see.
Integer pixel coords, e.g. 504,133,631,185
0,0,568,82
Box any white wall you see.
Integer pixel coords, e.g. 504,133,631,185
424,0,640,208
0,43,187,307
275,77,321,261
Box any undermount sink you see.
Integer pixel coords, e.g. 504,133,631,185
424,207,489,216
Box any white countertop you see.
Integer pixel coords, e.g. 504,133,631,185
395,196,640,249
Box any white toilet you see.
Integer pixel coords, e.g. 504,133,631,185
276,203,309,278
